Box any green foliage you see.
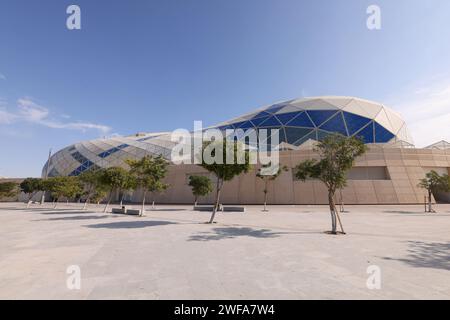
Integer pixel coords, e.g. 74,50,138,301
20,178,44,196
199,139,252,183
418,170,450,194
257,164,288,193
79,169,109,201
44,176,83,200
295,134,367,193
294,134,367,234
79,170,102,189
0,182,18,199
100,167,133,193
198,139,252,223
188,175,213,199
91,189,108,204
127,155,169,194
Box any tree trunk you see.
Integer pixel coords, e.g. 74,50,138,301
120,193,124,207
152,200,155,209
194,196,198,208
263,180,268,211
209,178,222,224
103,191,112,213
263,191,268,212
141,190,147,217
40,191,45,205
83,197,90,210
27,192,35,208
339,189,345,213
54,198,58,209
334,202,346,234
328,193,337,234
428,190,433,213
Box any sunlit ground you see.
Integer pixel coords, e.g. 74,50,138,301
0,202,449,299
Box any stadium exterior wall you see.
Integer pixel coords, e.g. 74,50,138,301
122,147,450,205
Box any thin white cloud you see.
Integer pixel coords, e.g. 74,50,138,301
0,73,6,80
386,76,450,147
1,98,111,135
0,108,17,124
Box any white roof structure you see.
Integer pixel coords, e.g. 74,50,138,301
214,96,414,149
425,140,450,150
43,96,415,177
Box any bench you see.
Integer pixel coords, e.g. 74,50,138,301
193,206,215,212
222,206,246,213
111,208,141,216
126,209,141,216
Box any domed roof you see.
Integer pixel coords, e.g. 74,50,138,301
42,96,414,177
214,96,413,147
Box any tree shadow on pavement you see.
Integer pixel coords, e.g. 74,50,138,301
0,207,73,212
36,215,111,221
86,220,178,229
383,210,420,214
38,211,97,215
382,241,450,271
188,227,296,241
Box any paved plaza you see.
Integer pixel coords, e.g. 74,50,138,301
0,202,449,299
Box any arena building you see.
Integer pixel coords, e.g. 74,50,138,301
41,96,450,205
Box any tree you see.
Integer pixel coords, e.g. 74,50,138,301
188,175,213,207
295,134,367,234
256,164,288,212
44,176,83,209
119,173,137,206
418,170,450,213
127,155,169,216
79,170,105,210
0,182,18,200
199,139,251,224
91,189,108,205
100,167,132,213
20,178,44,208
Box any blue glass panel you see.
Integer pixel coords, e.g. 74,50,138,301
275,112,302,125
69,161,99,176
259,116,282,127
317,130,333,141
343,112,372,135
285,112,315,128
306,110,338,127
265,105,285,114
230,121,246,129
98,144,129,158
355,122,374,143
374,122,395,143
284,127,313,144
293,130,317,146
320,112,348,136
72,151,89,164
217,124,234,131
258,127,286,146
250,116,270,127
237,120,254,129
251,111,272,119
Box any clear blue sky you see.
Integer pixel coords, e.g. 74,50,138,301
1,0,450,177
